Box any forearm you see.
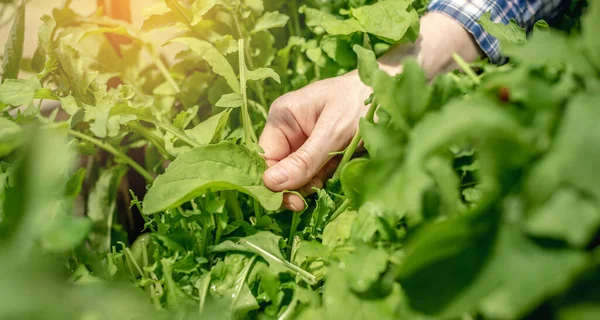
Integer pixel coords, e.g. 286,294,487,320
378,12,482,79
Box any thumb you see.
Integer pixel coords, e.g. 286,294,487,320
263,129,333,192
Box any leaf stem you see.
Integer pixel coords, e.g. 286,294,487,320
144,118,199,148
232,11,268,110
452,53,480,85
127,121,172,159
287,211,301,253
230,255,257,318
253,199,263,220
327,198,351,224
238,39,258,146
68,130,153,182
226,191,244,221
241,240,317,285
289,0,302,37
150,49,181,94
198,273,211,313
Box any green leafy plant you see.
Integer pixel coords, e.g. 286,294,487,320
1,0,600,319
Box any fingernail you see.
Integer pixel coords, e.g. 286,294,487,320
288,203,299,212
265,166,288,185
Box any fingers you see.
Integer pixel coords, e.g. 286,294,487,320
283,193,305,212
298,156,340,195
283,157,340,212
263,126,335,192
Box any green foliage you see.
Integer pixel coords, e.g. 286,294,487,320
2,4,25,80
1,0,600,320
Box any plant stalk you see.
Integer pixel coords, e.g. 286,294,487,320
452,53,480,85
333,99,378,179
68,130,153,182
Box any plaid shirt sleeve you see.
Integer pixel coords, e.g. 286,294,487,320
427,0,570,63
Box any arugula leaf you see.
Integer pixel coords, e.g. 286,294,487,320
301,6,365,35
215,93,243,108
353,45,378,86
210,232,316,284
0,77,42,106
478,12,526,49
184,109,231,145
351,0,419,43
142,142,283,214
31,14,57,73
141,2,178,31
2,4,25,80
252,11,289,33
171,37,240,93
246,67,281,83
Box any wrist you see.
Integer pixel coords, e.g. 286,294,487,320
376,12,482,79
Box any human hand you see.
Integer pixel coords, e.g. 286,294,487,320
259,72,372,211
259,12,482,212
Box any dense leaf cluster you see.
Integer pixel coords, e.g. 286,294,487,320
0,0,599,319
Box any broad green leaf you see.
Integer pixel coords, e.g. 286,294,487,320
2,4,25,80
478,12,526,48
526,188,600,248
0,118,22,157
301,6,365,36
215,93,243,108
171,37,240,93
184,109,231,145
400,207,588,319
252,11,289,33
142,142,283,214
246,67,281,83
353,45,378,86
351,0,419,43
0,77,41,106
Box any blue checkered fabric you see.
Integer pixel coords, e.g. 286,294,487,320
428,0,569,62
